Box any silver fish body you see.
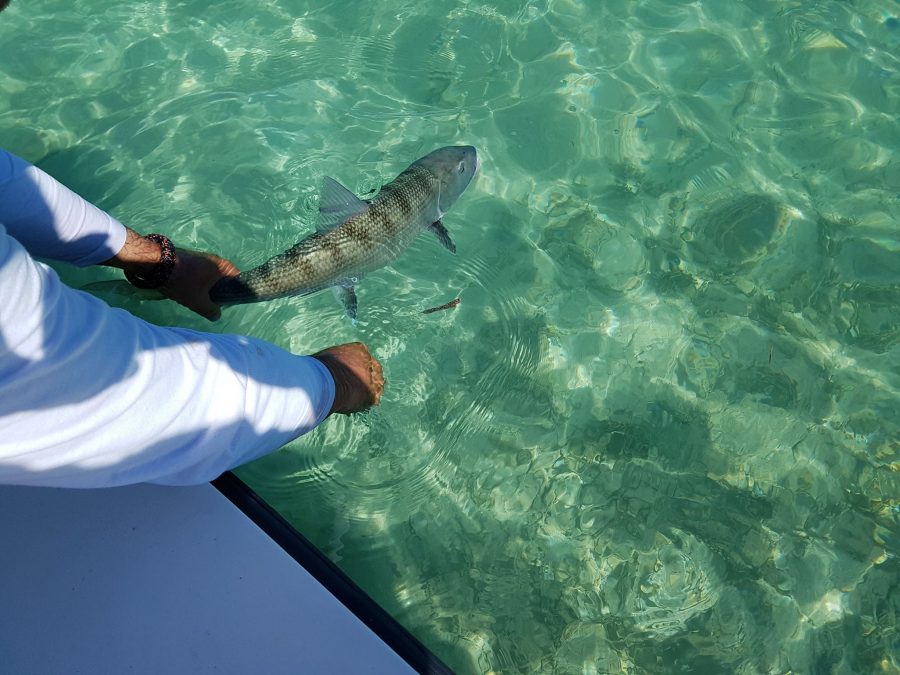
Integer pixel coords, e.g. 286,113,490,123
209,145,479,315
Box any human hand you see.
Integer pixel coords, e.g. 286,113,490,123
162,249,239,321
311,342,385,415
104,229,239,321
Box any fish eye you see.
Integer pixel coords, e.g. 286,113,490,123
457,162,466,174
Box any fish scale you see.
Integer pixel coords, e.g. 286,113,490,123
209,146,478,313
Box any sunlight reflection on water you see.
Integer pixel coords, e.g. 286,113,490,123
2,0,898,672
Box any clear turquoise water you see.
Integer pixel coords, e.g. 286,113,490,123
3,1,899,672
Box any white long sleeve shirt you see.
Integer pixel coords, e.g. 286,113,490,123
0,149,334,487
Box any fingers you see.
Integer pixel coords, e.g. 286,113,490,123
214,256,240,278
312,342,385,415
197,301,222,322
368,350,385,406
349,341,384,409
163,249,238,321
201,255,238,321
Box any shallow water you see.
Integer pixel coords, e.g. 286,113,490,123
3,0,899,672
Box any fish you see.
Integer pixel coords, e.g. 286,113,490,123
209,145,479,318
422,297,460,314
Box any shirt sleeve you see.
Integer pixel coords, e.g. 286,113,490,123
0,224,335,488
0,148,126,266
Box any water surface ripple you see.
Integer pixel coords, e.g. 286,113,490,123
2,0,899,673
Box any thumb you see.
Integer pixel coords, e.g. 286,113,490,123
194,291,223,321
202,304,222,322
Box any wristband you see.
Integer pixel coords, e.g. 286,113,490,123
124,234,177,289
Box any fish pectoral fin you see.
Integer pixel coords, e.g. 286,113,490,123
428,220,457,254
317,176,370,232
332,284,359,320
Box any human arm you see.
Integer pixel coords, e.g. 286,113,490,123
0,147,126,264
0,147,237,320
0,225,382,488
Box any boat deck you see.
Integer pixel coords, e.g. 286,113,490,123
0,481,424,673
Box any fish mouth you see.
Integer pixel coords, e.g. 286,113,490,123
464,145,480,179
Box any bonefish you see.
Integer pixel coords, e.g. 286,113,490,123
209,146,479,317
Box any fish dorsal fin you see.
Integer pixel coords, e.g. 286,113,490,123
317,176,369,232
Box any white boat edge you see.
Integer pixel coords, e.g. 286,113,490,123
0,476,450,674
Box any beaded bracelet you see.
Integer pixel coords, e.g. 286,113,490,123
124,233,177,289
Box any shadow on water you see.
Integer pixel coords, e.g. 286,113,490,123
36,145,138,213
